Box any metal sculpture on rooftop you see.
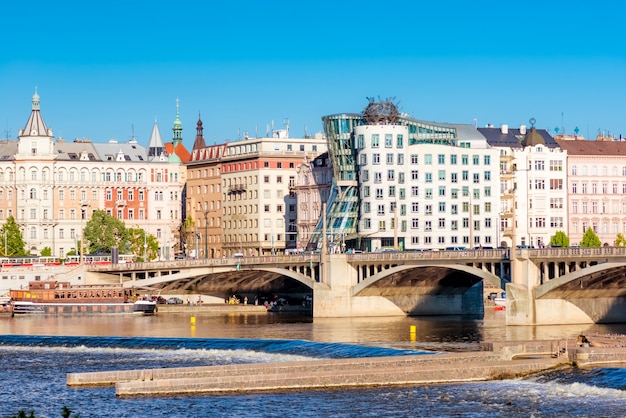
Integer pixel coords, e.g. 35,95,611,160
363,97,400,125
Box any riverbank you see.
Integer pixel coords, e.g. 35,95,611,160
156,303,267,315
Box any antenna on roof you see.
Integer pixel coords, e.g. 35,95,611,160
129,124,138,144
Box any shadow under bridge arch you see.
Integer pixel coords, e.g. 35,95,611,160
351,264,502,316
125,266,316,297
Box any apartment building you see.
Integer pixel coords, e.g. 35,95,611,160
556,136,626,246
0,90,186,258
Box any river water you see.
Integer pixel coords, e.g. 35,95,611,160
1,309,625,418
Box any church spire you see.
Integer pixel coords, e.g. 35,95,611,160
172,98,183,147
192,112,206,150
147,119,166,160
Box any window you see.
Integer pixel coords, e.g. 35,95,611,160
371,134,379,147
385,134,392,148
550,179,563,190
358,134,364,148
425,154,432,164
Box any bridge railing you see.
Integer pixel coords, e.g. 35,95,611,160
347,249,510,262
527,246,626,259
87,254,322,271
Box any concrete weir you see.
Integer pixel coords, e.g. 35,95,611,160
66,337,626,397
68,348,571,397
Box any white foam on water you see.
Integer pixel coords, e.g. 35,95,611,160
0,343,317,364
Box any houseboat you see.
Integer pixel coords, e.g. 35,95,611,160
9,281,157,315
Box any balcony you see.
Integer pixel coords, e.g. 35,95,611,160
228,184,246,194
80,200,91,207
116,200,127,206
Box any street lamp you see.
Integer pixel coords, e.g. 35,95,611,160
204,210,209,260
143,231,147,262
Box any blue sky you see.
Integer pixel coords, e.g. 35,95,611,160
1,1,625,149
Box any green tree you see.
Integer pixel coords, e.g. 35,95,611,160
0,216,28,256
40,246,52,256
180,215,195,257
616,233,626,246
549,231,570,248
83,210,128,254
580,227,602,247
126,227,159,262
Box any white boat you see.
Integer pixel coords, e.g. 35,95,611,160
132,299,158,314
494,297,506,307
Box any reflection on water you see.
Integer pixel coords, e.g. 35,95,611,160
2,308,626,351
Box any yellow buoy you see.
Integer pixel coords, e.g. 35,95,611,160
190,316,196,324
410,325,416,333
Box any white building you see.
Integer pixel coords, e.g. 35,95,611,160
356,123,501,250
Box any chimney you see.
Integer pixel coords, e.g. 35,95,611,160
519,125,527,135
501,124,508,134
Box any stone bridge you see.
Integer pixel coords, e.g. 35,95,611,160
83,247,626,324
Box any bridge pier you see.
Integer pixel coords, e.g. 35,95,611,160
506,254,618,325
313,255,487,318
313,255,404,317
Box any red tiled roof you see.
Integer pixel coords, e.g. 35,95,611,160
165,142,191,162
555,139,626,156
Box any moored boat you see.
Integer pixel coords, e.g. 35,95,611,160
9,281,152,315
132,298,158,315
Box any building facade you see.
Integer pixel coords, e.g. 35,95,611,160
0,90,186,259
480,123,568,249
556,136,626,246
186,129,328,257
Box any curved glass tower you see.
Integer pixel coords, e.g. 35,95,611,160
313,100,463,252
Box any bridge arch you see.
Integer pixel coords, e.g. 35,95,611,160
535,262,626,299
122,266,316,295
351,263,503,296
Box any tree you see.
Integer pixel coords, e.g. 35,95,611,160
615,233,626,247
40,246,52,256
580,227,601,248
0,216,28,256
82,210,128,254
550,231,570,248
126,227,159,262
180,216,195,257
